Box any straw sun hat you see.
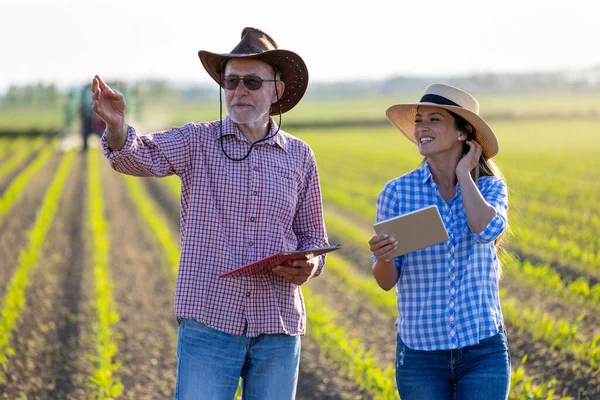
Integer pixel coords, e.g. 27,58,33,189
198,27,308,115
386,84,499,158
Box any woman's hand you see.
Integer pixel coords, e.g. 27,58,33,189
369,234,398,262
456,140,482,178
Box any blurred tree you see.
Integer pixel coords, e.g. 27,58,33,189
1,83,64,108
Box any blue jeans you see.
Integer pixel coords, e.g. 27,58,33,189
174,319,301,400
395,330,511,400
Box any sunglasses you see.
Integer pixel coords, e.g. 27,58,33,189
221,75,278,91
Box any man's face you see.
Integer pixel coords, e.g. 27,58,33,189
223,59,284,126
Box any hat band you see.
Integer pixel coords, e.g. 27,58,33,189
420,94,461,108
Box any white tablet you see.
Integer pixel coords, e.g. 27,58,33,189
373,205,449,257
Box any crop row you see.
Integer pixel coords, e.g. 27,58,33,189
0,138,45,181
303,287,399,399
0,149,74,382
0,145,55,225
86,150,123,398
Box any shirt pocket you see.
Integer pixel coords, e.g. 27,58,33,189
264,167,300,228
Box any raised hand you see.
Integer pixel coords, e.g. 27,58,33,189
456,140,482,178
91,75,126,130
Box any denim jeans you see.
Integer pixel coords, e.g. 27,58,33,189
174,318,301,400
395,330,511,400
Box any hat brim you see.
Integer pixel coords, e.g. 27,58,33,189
385,102,499,158
198,49,308,115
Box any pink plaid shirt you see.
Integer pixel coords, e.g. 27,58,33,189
101,116,328,337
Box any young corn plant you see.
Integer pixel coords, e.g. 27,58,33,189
303,288,399,399
121,175,180,279
86,150,123,399
0,144,55,225
0,137,44,180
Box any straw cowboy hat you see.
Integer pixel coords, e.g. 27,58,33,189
386,84,499,158
198,27,308,115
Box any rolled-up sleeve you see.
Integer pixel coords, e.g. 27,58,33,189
101,124,192,177
475,176,508,243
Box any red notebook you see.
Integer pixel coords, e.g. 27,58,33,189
219,245,341,278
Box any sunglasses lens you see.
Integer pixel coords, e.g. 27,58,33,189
243,77,263,90
223,76,240,90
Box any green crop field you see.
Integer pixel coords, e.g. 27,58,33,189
143,92,600,129
0,106,64,134
0,93,599,399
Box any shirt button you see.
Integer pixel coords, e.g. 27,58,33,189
450,273,455,279
246,292,251,297
249,241,254,247
253,166,258,171
252,190,258,195
449,249,454,255
450,317,455,322
250,217,256,222
450,296,454,301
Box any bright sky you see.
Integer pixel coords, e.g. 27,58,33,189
1,0,598,93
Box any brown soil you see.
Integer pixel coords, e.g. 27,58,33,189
100,162,179,399
296,335,369,400
0,151,92,399
0,152,62,299
0,147,45,195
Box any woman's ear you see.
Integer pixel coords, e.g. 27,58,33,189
457,125,473,141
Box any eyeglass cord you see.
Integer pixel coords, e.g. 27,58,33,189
218,69,282,162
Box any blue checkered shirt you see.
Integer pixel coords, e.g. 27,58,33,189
376,162,508,351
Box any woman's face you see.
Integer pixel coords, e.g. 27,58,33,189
414,106,464,158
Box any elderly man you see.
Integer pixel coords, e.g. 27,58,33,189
91,27,329,399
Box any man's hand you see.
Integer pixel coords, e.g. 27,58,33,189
91,75,126,126
272,256,320,286
91,75,127,150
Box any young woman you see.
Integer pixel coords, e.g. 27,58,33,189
369,84,510,400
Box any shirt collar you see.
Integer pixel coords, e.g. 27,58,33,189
213,115,289,153
420,161,463,198
420,161,433,185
